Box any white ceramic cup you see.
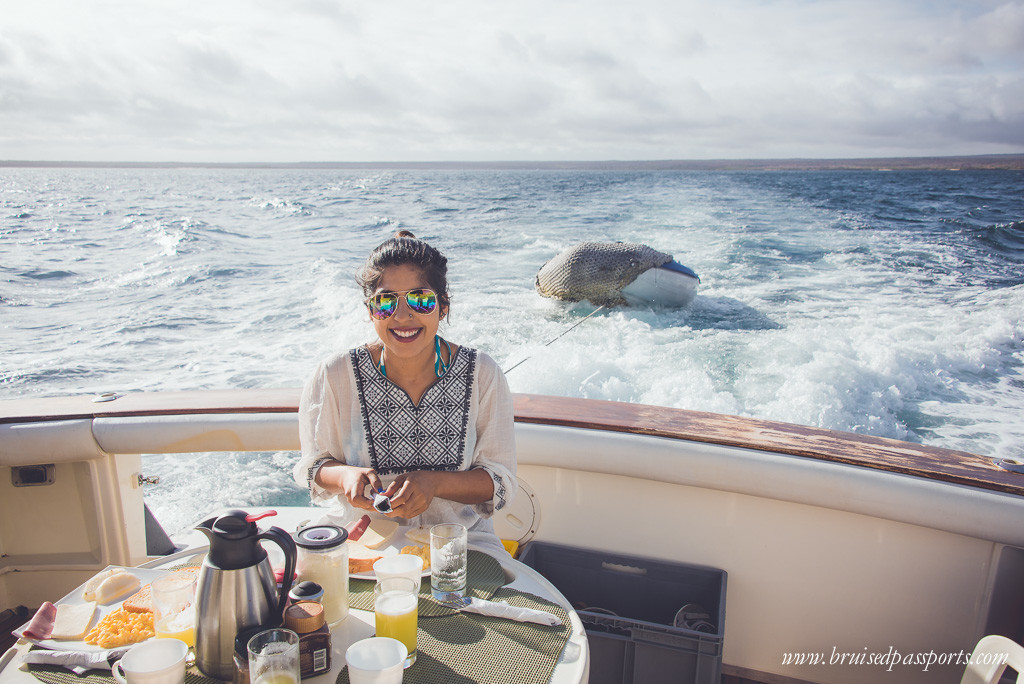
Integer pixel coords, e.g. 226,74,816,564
111,638,188,684
372,554,424,584
346,637,407,684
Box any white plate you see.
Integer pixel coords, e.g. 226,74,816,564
15,565,171,652
349,527,431,580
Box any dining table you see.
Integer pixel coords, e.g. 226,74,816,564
0,536,590,684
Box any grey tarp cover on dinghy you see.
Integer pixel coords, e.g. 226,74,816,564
534,242,673,305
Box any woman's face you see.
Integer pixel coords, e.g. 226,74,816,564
371,263,447,363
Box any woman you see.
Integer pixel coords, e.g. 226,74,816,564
293,231,516,552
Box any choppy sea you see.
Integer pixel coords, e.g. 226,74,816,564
2,167,1023,533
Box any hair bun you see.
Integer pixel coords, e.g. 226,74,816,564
395,230,416,239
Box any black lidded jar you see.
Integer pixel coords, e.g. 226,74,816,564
232,625,267,684
289,580,325,605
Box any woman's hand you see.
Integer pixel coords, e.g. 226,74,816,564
315,462,383,511
381,468,495,518
382,471,439,519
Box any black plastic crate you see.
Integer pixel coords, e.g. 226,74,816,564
518,541,726,684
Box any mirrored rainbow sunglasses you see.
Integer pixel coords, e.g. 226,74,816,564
366,288,438,320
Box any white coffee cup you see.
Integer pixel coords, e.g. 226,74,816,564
372,554,424,584
346,636,407,684
111,638,188,684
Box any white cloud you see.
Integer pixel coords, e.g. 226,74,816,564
1,0,1022,161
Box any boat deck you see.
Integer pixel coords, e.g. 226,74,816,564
3,390,1021,684
0,610,24,655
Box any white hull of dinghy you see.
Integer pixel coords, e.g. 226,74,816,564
620,262,698,307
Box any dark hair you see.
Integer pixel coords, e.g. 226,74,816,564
356,231,450,315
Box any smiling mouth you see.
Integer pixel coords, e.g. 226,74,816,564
390,328,422,342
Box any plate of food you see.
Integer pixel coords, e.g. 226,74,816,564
14,565,196,652
346,519,432,580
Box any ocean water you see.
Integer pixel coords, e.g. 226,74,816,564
2,167,1023,533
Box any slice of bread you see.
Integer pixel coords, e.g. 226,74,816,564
348,542,383,574
51,602,97,640
123,567,198,613
360,518,399,549
404,526,431,545
122,585,152,613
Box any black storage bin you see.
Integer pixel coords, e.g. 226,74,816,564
518,541,726,684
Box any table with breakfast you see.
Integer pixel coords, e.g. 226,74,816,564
0,509,589,684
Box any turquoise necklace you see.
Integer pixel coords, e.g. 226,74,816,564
378,335,453,379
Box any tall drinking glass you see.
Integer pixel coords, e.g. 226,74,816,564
152,574,197,648
429,523,467,600
373,576,418,668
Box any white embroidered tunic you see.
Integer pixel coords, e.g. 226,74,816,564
293,345,516,549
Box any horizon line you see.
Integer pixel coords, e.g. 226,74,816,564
3,153,1024,171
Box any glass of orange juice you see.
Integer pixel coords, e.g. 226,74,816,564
247,629,300,684
151,574,197,648
373,576,419,668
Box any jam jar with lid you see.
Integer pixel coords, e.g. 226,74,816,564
293,524,349,624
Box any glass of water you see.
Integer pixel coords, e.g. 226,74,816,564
430,523,467,599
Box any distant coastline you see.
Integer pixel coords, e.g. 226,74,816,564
2,154,1024,171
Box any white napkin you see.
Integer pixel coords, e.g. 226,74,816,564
22,648,128,675
459,598,562,626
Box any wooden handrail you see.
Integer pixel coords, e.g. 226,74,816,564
2,389,1021,497
514,394,1024,497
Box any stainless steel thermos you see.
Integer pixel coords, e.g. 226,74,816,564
193,509,297,680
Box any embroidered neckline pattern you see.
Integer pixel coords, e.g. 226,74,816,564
352,346,477,476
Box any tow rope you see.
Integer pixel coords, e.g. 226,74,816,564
503,305,606,374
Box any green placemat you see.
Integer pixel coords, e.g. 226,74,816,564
349,550,507,617
336,587,572,684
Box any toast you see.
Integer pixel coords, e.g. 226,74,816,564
123,566,199,613
122,584,153,613
348,542,383,574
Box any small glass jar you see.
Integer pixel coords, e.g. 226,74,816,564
293,525,349,624
284,601,332,678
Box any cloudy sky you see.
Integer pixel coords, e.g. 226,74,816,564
2,0,1022,162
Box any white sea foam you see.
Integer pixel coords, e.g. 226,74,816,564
2,167,1022,533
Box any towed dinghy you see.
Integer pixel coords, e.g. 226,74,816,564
535,242,699,307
